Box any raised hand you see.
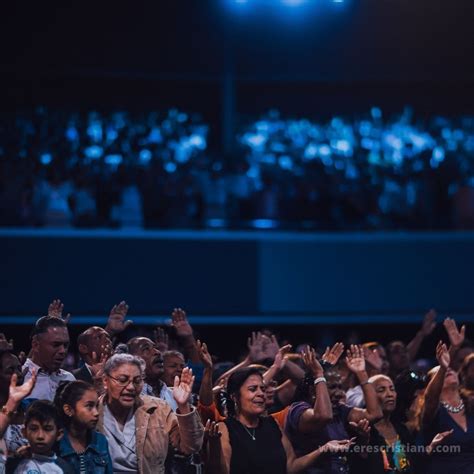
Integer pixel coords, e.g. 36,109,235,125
436,341,450,369
302,345,324,378
420,309,437,337
105,301,132,336
322,342,345,366
9,369,37,407
171,308,193,338
346,345,366,374
247,331,266,362
0,333,14,351
89,350,110,378
204,420,222,440
154,327,169,352
197,340,213,369
349,418,371,442
274,344,292,370
47,299,71,323
428,429,454,453
443,317,466,349
363,346,383,371
261,334,280,360
173,367,194,408
321,439,355,453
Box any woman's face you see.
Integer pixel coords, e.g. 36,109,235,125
235,374,266,417
443,367,459,389
104,363,144,409
66,389,99,430
264,380,278,408
373,378,397,413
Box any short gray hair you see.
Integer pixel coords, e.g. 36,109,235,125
104,353,145,376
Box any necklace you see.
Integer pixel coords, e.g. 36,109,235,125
240,423,256,441
441,399,465,413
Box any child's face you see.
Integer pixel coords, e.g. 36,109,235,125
67,389,100,430
23,418,62,455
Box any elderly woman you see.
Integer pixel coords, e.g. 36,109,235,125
97,353,203,474
366,374,415,473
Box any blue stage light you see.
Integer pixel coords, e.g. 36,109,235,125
281,0,307,6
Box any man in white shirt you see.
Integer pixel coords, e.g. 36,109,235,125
22,316,75,401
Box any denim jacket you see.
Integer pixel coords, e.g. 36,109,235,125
59,429,113,474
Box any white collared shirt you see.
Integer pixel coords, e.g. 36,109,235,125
22,359,75,401
141,382,178,412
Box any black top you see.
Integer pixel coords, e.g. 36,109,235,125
364,421,415,474
225,416,287,474
423,405,474,474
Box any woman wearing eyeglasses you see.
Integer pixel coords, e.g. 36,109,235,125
97,353,203,474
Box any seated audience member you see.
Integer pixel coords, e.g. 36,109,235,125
73,327,113,383
422,340,474,474
22,317,75,401
286,345,383,474
127,337,177,410
97,353,203,474
217,367,353,474
55,380,113,473
7,400,73,474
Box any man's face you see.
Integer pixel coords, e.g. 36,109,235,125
162,354,185,386
0,353,22,392
131,337,163,381
82,327,113,361
23,419,62,455
33,326,70,372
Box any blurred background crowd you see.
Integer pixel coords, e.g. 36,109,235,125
1,106,473,231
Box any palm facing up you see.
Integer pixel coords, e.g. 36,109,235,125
173,367,194,407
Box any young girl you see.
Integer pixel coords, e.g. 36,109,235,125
54,381,113,473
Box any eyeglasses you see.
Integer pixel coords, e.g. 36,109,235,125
108,374,144,387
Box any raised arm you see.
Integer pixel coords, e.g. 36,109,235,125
422,341,450,428
197,340,214,406
406,309,437,362
443,317,466,364
171,308,201,364
296,346,333,433
104,301,133,339
169,367,204,454
214,332,265,387
346,345,383,423
0,370,37,438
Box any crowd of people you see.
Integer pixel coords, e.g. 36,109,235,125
1,301,474,473
1,107,474,230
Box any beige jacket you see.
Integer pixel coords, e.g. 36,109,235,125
97,395,204,474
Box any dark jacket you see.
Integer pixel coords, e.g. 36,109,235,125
71,365,93,384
